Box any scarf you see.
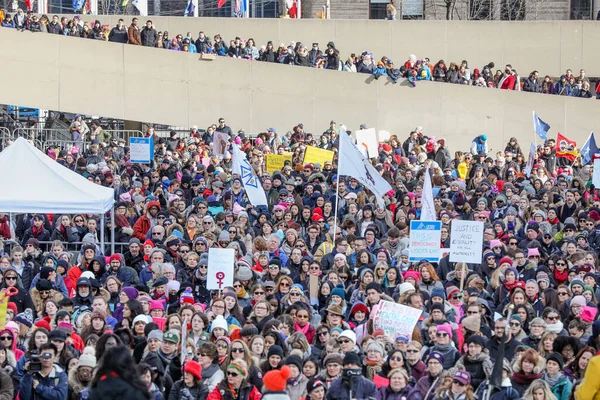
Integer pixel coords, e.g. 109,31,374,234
511,371,542,385
554,269,568,285
546,321,564,334
115,214,130,228
547,216,560,225
543,371,564,387
32,225,44,238
60,224,67,239
236,286,247,299
228,383,238,399
504,279,520,292
295,321,310,336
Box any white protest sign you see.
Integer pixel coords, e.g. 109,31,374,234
207,248,235,290
354,128,379,159
378,130,391,142
594,155,600,187
449,220,484,263
371,300,422,339
409,220,442,262
129,137,153,164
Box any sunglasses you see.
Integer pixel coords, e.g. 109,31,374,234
0,336,12,341
5,277,16,281
279,282,290,287
227,371,239,377
318,331,329,336
453,380,465,387
436,332,448,337
254,291,265,295
509,322,521,327
547,315,559,321
406,350,419,354
231,348,244,353
338,339,350,344
558,292,568,296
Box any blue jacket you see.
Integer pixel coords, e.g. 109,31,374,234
19,364,68,400
30,273,68,298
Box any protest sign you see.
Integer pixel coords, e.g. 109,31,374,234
265,153,293,173
594,155,600,187
378,130,391,142
449,220,484,263
303,146,334,165
355,128,378,159
371,300,422,340
207,248,234,290
130,137,154,163
409,220,441,262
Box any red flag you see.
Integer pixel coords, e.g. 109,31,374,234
556,132,579,161
217,0,226,8
24,0,32,10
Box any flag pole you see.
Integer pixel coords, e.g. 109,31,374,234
333,127,343,238
532,110,537,147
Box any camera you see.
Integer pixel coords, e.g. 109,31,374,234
27,351,42,374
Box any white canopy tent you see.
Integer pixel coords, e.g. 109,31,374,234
0,137,115,252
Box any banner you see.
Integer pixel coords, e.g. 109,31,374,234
355,128,379,159
420,167,436,221
524,142,536,178
207,248,234,290
338,129,392,208
533,111,550,141
232,145,268,206
303,146,334,165
556,132,578,161
449,220,484,263
581,132,598,165
371,300,422,339
409,220,441,262
265,153,293,174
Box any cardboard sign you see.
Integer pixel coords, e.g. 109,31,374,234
409,220,442,262
449,220,484,263
207,248,235,290
214,131,229,156
309,274,319,305
130,137,154,163
371,300,422,340
303,146,334,165
265,153,293,173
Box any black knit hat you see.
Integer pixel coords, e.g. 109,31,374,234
240,324,259,337
36,279,53,291
365,282,383,294
267,345,284,359
547,352,564,369
343,352,361,366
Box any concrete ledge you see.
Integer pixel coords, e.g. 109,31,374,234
0,27,598,153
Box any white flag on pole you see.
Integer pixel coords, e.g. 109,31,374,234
420,167,436,221
337,129,392,208
232,145,268,206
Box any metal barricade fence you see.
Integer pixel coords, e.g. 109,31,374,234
104,130,143,143
5,241,133,260
13,127,85,154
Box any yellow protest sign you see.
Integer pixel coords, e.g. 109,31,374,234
303,146,334,165
265,153,293,173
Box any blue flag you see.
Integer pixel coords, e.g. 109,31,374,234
581,132,599,165
184,0,195,16
533,111,550,141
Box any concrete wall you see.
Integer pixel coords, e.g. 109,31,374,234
0,27,599,154
44,15,600,77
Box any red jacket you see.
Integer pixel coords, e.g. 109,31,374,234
207,383,262,400
501,74,515,90
132,200,161,241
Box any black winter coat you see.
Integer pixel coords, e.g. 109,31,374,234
169,380,208,400
90,375,150,400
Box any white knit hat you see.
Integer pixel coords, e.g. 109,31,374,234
78,347,97,368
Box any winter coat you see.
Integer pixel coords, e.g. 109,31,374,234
89,374,150,400
50,226,80,243
109,26,128,43
141,27,158,47
19,364,68,400
206,381,261,400
286,374,308,400
575,354,600,400
200,363,224,393
454,351,493,389
30,287,64,316
325,375,376,400
545,373,572,400
376,384,422,400
169,380,209,400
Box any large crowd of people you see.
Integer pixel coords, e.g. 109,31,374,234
1,11,599,97
0,116,598,400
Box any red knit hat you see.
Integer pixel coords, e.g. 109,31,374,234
499,257,513,267
143,239,154,248
184,360,202,380
263,365,292,392
6,302,17,315
34,316,51,332
109,254,122,264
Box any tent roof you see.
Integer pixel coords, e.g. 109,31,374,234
0,137,114,214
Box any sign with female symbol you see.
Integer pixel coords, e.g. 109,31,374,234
207,248,234,290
